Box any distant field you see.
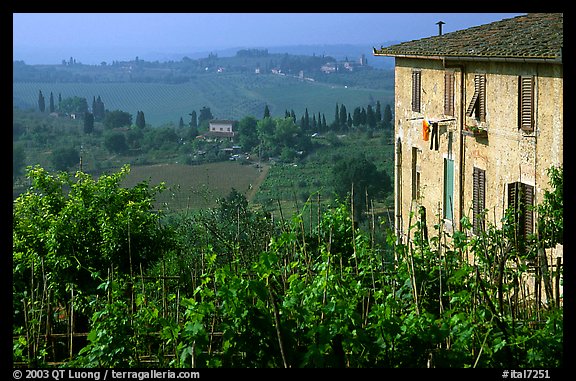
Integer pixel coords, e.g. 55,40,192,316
13,73,393,127
121,161,269,212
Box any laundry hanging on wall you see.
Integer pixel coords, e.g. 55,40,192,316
422,119,430,141
429,122,439,151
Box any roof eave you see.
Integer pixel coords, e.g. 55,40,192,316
373,52,562,64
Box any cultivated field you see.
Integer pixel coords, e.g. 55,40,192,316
13,72,393,127
121,161,269,212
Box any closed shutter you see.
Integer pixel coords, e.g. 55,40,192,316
508,182,534,247
444,71,454,116
519,76,534,132
473,167,485,234
523,183,534,236
412,70,421,112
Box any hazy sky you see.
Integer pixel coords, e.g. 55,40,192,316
13,13,525,64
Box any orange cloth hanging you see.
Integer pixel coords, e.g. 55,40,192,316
422,120,430,141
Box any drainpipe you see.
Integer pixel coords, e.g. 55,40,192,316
395,137,403,245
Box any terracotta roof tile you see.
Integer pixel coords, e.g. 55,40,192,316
374,13,563,61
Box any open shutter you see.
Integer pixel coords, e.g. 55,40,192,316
477,74,486,122
466,74,486,121
519,76,534,132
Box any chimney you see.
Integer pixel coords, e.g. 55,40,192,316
436,21,445,36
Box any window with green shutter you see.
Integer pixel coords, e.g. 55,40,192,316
444,158,454,220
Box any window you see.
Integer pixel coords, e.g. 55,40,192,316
466,74,486,122
472,167,486,234
444,71,455,116
508,182,534,248
443,158,454,220
412,70,421,112
519,76,535,132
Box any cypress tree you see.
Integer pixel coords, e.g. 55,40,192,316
264,104,271,118
339,104,347,131
49,92,55,113
189,110,198,129
84,112,95,134
38,90,45,113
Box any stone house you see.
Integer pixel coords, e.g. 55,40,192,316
208,119,236,140
374,13,563,303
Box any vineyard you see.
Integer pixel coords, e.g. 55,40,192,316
12,73,394,127
12,164,563,368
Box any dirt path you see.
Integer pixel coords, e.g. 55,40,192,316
246,163,269,202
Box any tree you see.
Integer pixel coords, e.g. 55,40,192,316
93,95,105,122
179,117,185,128
198,106,213,130
51,146,80,171
49,92,55,113
13,144,26,179
189,110,198,130
135,111,146,129
104,131,129,154
237,116,260,153
38,90,45,113
375,101,382,125
366,105,376,129
383,104,393,130
60,96,89,115
84,112,95,134
13,164,170,340
339,104,347,131
303,108,310,131
332,153,391,221
333,103,340,130
263,104,271,119
103,110,132,129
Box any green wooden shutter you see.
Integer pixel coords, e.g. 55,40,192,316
444,158,454,220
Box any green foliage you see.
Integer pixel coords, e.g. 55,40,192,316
13,165,171,332
59,96,89,115
104,109,132,129
51,146,80,171
104,131,129,154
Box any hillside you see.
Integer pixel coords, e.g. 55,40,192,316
13,72,393,127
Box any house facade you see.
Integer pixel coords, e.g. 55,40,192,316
208,119,236,139
374,13,563,294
